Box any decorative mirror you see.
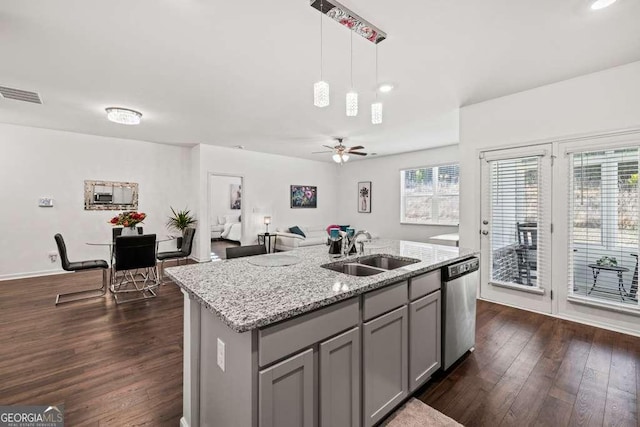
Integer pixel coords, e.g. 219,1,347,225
84,180,139,211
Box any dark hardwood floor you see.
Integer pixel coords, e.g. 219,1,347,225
418,301,640,426
2,267,639,426
210,239,240,260
0,267,185,426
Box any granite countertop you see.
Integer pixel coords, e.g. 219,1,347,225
166,239,477,333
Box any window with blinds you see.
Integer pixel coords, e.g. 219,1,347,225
488,156,545,288
569,148,639,306
400,164,459,225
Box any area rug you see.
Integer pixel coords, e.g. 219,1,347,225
381,398,463,427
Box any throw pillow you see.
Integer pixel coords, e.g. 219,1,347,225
326,224,340,235
218,216,226,225
289,226,306,238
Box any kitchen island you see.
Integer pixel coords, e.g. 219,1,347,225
167,239,476,427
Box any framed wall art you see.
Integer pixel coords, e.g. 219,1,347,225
358,181,371,213
290,185,317,209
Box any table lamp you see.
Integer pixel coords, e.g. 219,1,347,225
264,216,272,235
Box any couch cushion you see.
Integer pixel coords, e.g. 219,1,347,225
300,235,327,246
289,226,306,238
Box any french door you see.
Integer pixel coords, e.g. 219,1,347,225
479,145,553,313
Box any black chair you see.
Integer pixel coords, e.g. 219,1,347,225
515,222,537,285
157,228,196,281
54,234,109,305
226,244,267,259
111,234,159,304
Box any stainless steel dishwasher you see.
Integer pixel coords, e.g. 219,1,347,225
442,257,479,370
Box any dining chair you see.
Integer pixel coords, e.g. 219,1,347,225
157,228,196,282
112,227,144,241
515,222,538,285
54,234,109,305
226,244,267,259
111,234,159,304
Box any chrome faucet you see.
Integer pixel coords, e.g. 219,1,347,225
345,230,372,256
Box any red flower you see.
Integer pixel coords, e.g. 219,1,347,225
110,217,118,224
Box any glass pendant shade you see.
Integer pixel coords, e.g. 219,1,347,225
332,153,342,163
314,81,330,108
371,102,383,124
341,153,350,162
346,91,358,116
332,153,350,163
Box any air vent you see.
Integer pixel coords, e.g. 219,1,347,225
0,86,42,104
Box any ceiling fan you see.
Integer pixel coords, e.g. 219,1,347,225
312,137,368,163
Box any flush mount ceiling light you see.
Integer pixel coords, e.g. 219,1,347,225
378,83,394,93
590,0,617,9
310,0,387,44
105,107,142,125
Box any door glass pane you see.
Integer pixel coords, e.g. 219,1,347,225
570,148,639,305
490,157,540,287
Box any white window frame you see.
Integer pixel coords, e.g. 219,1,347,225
400,163,460,226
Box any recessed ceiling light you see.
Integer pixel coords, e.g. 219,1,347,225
378,84,394,93
105,107,142,125
590,0,617,10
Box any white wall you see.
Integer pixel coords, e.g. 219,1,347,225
459,60,640,335
337,145,460,241
210,175,242,224
0,123,191,279
192,144,340,261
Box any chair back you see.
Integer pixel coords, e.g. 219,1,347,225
115,234,157,271
517,222,537,248
112,227,144,242
226,244,267,259
181,228,196,257
54,233,72,271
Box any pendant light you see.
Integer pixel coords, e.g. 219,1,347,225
346,31,358,116
314,0,330,108
371,44,383,124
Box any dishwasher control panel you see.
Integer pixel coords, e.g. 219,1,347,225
443,257,479,281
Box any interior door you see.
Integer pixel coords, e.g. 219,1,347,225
479,145,553,313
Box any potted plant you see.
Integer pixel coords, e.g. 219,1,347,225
167,207,197,249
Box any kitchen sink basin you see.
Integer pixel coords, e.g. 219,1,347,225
322,263,384,276
358,255,420,270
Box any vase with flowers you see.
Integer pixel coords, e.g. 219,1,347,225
110,211,147,236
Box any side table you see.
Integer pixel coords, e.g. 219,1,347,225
587,263,630,300
258,233,277,253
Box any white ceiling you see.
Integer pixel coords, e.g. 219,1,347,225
0,0,639,161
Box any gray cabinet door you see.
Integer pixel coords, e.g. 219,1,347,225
259,348,314,427
320,327,360,427
409,290,441,392
363,305,408,427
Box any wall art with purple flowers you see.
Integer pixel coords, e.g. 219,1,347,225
290,185,317,209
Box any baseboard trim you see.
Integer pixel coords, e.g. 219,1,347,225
0,269,70,282
477,296,640,338
180,417,189,427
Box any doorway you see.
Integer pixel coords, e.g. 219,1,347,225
208,174,243,260
479,144,553,313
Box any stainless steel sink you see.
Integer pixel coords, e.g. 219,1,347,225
322,263,385,276
358,255,420,270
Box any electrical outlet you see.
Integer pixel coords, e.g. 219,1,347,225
217,338,225,372
48,251,58,263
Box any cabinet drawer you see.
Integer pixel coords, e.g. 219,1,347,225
259,298,359,367
409,270,441,300
363,281,408,322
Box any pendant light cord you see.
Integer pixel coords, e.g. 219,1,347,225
320,0,323,81
350,31,353,89
375,44,378,100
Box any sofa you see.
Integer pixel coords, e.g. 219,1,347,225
275,225,328,251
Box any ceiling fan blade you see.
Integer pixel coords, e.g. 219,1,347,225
348,152,368,156
348,145,364,151
312,150,333,154
322,145,336,150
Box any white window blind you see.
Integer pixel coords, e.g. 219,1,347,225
488,156,548,289
400,164,459,225
569,148,639,306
